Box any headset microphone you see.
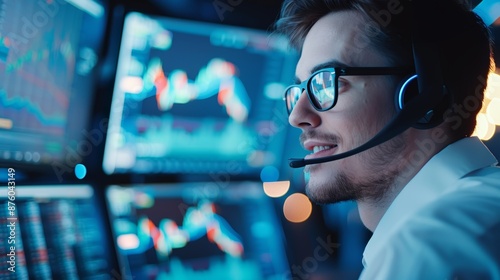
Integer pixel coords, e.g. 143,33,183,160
289,0,449,169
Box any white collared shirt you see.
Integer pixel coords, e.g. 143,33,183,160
360,137,500,280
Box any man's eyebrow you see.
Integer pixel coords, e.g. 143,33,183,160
294,59,351,84
311,59,351,74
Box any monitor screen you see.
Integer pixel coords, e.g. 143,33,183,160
106,181,290,279
102,12,297,175
0,0,107,171
0,184,114,279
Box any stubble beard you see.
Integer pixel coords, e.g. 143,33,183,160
304,134,408,205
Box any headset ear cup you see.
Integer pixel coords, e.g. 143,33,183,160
395,74,419,111
395,74,451,129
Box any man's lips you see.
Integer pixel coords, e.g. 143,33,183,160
303,140,339,160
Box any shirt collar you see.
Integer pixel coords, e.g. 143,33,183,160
362,137,498,267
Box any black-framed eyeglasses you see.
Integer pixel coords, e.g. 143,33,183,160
283,67,413,115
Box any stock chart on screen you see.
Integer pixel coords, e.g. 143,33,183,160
106,182,290,280
0,0,106,168
0,185,113,279
103,12,297,175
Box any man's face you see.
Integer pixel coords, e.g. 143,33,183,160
290,11,408,204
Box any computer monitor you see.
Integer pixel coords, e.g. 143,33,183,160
0,0,107,174
102,12,297,175
0,184,115,279
106,181,290,279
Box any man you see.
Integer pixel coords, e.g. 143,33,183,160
275,0,500,278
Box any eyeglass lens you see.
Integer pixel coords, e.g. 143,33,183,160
285,69,337,114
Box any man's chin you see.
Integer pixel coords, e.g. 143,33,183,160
304,179,356,205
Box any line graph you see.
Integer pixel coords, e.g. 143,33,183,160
0,90,66,132
0,8,79,134
117,201,244,259
124,58,252,123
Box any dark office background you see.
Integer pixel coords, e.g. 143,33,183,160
79,0,500,278
0,0,499,279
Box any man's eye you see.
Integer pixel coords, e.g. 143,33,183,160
338,79,349,92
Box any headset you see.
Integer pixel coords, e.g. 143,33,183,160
289,0,452,168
